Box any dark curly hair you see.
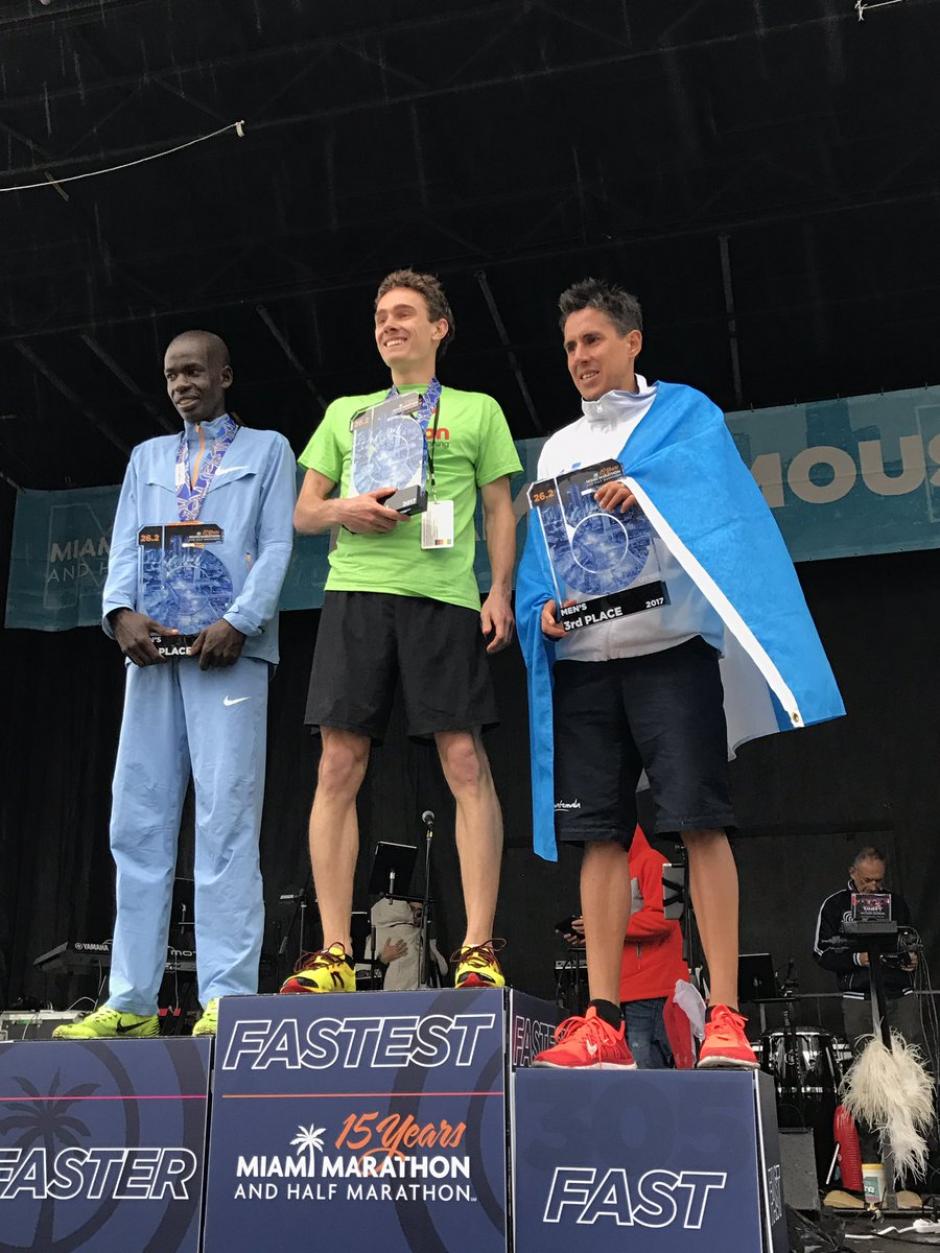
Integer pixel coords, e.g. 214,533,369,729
375,269,455,356
558,278,643,336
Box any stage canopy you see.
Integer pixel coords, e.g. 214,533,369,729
0,0,938,497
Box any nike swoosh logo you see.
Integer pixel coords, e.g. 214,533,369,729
223,696,250,707
115,1021,145,1035
585,1040,598,1056
215,465,249,475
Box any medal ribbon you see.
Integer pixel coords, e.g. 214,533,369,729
386,377,443,488
175,415,239,522
386,376,442,428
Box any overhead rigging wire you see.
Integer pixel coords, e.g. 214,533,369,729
0,119,245,194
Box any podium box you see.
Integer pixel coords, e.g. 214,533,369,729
513,1069,787,1253
0,1037,210,1253
203,987,560,1253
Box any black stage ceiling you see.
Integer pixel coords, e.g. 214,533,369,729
0,0,938,492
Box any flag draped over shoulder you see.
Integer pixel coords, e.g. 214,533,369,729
516,382,846,861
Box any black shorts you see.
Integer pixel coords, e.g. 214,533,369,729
552,636,735,844
306,591,499,741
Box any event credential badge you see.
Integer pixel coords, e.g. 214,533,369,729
349,391,428,515
528,459,669,631
138,522,233,657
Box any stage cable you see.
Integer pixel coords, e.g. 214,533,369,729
0,120,246,195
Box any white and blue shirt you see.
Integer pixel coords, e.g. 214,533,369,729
537,375,723,661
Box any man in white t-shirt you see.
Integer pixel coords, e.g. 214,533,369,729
528,279,756,1070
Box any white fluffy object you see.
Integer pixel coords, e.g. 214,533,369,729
840,1031,935,1183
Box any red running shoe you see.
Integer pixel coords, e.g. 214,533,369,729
533,1006,637,1070
697,1004,759,1069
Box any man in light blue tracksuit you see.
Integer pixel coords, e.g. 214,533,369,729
54,329,295,1040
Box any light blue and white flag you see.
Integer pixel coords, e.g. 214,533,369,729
517,382,846,861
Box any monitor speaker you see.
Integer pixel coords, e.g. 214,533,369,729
780,1128,820,1215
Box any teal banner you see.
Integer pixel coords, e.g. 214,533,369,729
727,386,940,562
4,472,334,632
6,385,940,632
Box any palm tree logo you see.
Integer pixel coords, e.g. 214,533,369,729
0,1071,100,1248
290,1123,326,1176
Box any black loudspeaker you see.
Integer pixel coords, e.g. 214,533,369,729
779,1128,820,1216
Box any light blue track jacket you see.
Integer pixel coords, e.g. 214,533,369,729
517,382,846,861
102,420,296,664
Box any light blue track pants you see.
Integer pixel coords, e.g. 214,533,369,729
107,656,269,1014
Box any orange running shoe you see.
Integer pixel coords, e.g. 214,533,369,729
697,1004,759,1069
533,1006,637,1070
279,943,355,994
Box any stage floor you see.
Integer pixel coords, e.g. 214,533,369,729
818,1205,940,1251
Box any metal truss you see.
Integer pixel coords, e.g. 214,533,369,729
0,0,936,475
2,1,912,178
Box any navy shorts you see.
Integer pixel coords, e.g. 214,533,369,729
552,636,735,844
306,591,499,742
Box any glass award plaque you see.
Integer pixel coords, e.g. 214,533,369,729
528,458,669,632
349,392,428,513
138,522,233,654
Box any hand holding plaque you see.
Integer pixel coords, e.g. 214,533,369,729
337,487,408,535
529,459,669,633
110,608,177,666
349,391,429,517
189,619,246,670
138,522,234,655
593,480,637,514
539,598,567,641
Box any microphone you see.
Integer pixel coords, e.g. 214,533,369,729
422,810,435,828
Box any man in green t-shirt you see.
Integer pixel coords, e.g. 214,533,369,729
281,269,522,996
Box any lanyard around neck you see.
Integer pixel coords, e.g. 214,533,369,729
387,377,443,488
175,415,238,521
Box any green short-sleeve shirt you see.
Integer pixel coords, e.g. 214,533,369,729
298,385,522,611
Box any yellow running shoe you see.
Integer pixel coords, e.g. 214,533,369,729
279,943,355,994
452,940,506,989
52,1006,159,1039
192,998,219,1037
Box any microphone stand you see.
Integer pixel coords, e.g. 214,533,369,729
667,842,707,998
668,843,695,972
418,811,435,988
276,874,312,974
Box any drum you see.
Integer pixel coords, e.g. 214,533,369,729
830,1034,854,1079
760,1028,841,1181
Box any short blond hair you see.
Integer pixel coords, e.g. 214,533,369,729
375,268,455,355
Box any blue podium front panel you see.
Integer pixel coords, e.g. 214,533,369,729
513,1069,787,1253
0,1037,210,1253
507,991,561,1069
204,989,509,1253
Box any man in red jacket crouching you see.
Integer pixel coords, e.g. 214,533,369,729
619,826,694,1069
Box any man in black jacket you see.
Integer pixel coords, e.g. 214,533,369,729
813,846,921,1050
